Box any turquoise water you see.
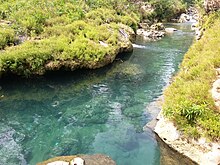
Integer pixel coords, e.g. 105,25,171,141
0,23,194,165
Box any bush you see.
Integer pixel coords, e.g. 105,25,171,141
148,0,186,21
0,26,17,49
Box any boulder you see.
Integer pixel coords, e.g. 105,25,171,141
70,157,84,165
37,154,116,165
165,28,178,33
178,13,190,23
47,161,69,165
118,23,136,42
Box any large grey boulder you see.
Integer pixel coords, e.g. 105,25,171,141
38,154,116,165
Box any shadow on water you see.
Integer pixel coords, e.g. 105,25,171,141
0,23,195,165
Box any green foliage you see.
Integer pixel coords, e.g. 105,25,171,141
0,26,17,49
147,0,186,21
180,101,206,123
163,16,220,141
202,11,220,29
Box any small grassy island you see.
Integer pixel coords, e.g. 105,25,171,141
0,0,186,77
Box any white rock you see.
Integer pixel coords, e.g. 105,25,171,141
179,13,190,23
154,111,180,141
136,29,144,35
165,28,177,33
47,161,69,165
70,157,84,165
99,41,108,47
143,31,152,37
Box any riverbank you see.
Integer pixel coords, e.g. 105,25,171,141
153,11,220,165
155,111,220,165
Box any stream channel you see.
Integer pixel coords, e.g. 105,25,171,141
0,23,194,165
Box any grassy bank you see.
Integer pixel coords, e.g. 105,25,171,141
163,11,220,141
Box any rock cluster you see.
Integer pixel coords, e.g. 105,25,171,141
136,23,165,40
178,13,191,23
178,7,199,23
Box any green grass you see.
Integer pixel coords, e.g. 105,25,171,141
163,12,220,141
0,26,17,49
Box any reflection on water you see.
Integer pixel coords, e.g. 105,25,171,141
0,23,194,165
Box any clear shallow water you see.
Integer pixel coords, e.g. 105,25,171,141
0,23,194,165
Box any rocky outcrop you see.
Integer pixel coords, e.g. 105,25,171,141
178,7,199,23
154,111,220,165
136,23,165,40
179,13,191,23
204,0,220,13
37,154,116,165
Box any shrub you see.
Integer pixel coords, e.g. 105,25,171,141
0,26,17,49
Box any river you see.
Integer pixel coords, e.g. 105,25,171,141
0,23,194,165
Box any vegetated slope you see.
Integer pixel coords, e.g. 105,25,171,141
0,0,188,77
163,11,220,141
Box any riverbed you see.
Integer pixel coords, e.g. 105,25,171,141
0,23,194,165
